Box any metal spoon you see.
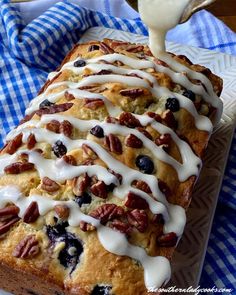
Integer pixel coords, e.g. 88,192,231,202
126,0,216,24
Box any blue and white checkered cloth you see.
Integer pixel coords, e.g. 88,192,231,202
0,0,235,291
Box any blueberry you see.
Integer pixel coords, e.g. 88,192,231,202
58,235,83,273
165,97,180,112
46,221,69,243
90,125,104,138
135,155,154,174
75,193,92,207
52,140,67,158
183,90,195,101
74,59,86,67
88,45,100,52
91,285,112,295
39,99,54,109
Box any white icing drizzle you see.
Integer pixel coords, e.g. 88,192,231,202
0,185,171,291
0,41,222,290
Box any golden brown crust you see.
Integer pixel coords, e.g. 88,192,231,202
0,39,223,295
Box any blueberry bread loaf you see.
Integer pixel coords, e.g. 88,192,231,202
0,39,223,295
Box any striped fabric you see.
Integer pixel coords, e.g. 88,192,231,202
0,0,235,291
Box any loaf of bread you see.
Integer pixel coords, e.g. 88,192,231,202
0,39,223,295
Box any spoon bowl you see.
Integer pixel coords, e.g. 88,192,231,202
126,0,216,24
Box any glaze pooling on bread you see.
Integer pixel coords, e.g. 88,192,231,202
0,39,222,294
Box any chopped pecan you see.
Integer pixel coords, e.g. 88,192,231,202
4,162,34,174
161,110,178,129
110,219,131,234
127,209,148,232
152,214,165,225
147,112,162,123
65,91,75,101
82,144,98,160
157,232,178,247
155,134,171,151
120,88,144,99
154,58,169,68
132,180,152,194
4,133,23,155
54,205,70,220
13,235,40,259
108,169,123,185
106,116,119,124
79,221,95,232
136,127,153,140
158,179,172,198
125,192,149,210
90,204,124,224
100,42,115,54
84,99,104,110
90,180,108,199
41,177,60,193
119,112,142,128
79,85,107,93
36,103,73,116
105,134,122,155
73,174,90,196
27,134,36,150
46,120,60,133
87,70,112,76
59,120,73,138
0,217,20,235
125,134,143,148
126,45,144,53
23,202,40,224
63,155,77,166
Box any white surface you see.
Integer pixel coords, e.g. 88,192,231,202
1,27,236,294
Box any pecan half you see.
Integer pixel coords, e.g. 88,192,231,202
0,217,20,235
100,42,115,54
119,112,142,128
90,204,124,224
125,192,149,210
110,219,131,234
79,221,95,232
54,205,70,220
155,134,171,147
125,134,143,148
59,120,73,138
132,180,152,194
82,144,98,160
73,174,90,196
105,134,122,155
120,88,144,99
90,181,108,199
4,162,34,174
147,112,162,123
23,202,39,224
27,134,37,150
41,177,60,193
36,103,73,116
4,133,23,155
157,232,178,247
84,99,104,110
0,205,19,221
127,209,148,232
63,155,77,166
65,91,75,101
46,120,60,133
161,110,178,129
13,235,40,259
126,45,144,53
136,127,153,140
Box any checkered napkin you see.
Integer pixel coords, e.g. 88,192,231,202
0,0,235,291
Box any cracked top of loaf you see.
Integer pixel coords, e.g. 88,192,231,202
0,39,223,295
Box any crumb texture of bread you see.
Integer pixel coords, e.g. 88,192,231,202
0,39,223,295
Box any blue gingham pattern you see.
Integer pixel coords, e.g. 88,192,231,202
0,0,235,291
